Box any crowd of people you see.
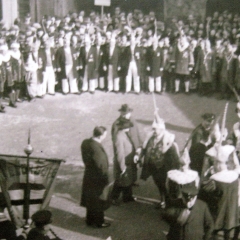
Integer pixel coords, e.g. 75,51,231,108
0,7,240,113
80,101,240,240
2,5,240,240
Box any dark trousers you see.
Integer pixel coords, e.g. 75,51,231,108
150,166,167,203
111,181,133,201
86,209,104,226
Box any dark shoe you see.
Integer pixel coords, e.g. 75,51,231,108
28,97,36,102
133,182,140,187
123,197,136,203
155,202,161,209
9,102,17,108
0,108,5,113
112,199,121,206
155,201,165,209
37,95,44,99
1,105,5,110
97,222,111,228
89,91,95,94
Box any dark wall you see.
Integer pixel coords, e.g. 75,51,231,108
206,0,240,16
18,0,30,20
76,0,164,20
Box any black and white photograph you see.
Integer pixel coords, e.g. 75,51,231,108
0,0,240,239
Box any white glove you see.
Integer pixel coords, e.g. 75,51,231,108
134,155,139,164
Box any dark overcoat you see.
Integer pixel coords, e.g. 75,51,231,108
27,228,51,240
146,46,164,78
121,45,142,77
106,45,120,79
96,44,108,78
79,45,97,80
111,116,142,150
195,49,216,83
80,138,109,211
11,55,24,83
55,46,78,80
114,130,137,184
174,43,194,75
220,52,237,86
38,47,56,72
212,178,239,230
165,199,214,240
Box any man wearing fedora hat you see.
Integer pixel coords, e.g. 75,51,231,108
112,104,142,147
111,104,142,203
163,184,214,240
111,118,137,203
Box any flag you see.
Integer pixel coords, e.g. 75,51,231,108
0,154,64,227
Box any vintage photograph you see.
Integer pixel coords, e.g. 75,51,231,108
0,0,239,239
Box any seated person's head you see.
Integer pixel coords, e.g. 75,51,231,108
31,210,52,231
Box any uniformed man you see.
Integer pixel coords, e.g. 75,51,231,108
190,113,216,148
135,110,180,208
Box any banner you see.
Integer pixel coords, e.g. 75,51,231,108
0,154,64,227
94,0,111,6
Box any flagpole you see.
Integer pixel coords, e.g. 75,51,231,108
24,129,33,227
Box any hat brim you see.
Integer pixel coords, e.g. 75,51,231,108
118,108,133,113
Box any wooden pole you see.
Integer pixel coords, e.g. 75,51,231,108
101,5,104,20
23,129,33,227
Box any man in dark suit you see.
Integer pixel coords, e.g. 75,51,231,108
107,34,121,92
190,113,216,148
81,126,110,228
124,35,141,94
146,36,164,93
55,37,79,94
95,33,108,91
163,184,214,240
79,34,98,93
39,38,56,96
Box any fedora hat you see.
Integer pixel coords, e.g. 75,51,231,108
32,210,52,225
118,104,133,113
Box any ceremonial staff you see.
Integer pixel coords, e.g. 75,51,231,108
217,102,229,155
152,92,158,112
23,129,33,226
